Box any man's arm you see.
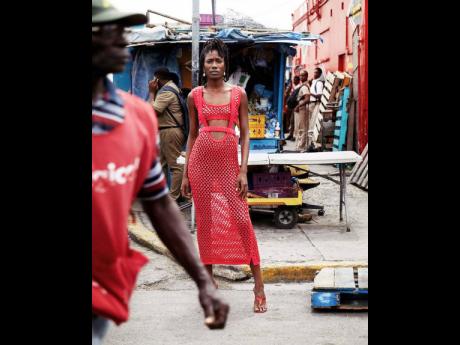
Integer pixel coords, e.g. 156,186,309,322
142,196,229,329
150,91,174,115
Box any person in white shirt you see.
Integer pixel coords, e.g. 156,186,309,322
307,68,325,150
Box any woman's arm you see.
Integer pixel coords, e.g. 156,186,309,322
237,88,250,199
181,91,200,198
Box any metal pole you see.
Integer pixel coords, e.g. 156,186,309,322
211,0,216,26
190,0,200,231
146,9,192,25
192,0,200,88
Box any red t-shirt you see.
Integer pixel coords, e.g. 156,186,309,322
92,91,167,324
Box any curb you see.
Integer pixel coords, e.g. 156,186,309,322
128,212,367,283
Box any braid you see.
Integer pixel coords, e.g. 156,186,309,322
199,38,229,85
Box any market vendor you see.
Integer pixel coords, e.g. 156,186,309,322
148,67,186,204
294,69,311,152
307,67,325,150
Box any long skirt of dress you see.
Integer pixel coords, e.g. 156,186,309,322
188,131,261,265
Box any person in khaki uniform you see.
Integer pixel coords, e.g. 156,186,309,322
294,69,311,152
307,67,324,150
148,68,185,202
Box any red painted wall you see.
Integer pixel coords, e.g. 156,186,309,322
292,0,353,78
292,0,367,152
357,0,368,152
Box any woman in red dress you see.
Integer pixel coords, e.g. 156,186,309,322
181,39,267,313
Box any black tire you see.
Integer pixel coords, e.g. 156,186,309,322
318,209,325,216
274,207,298,229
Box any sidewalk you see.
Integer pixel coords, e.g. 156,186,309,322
130,147,368,283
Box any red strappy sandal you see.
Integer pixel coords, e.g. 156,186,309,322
253,291,267,313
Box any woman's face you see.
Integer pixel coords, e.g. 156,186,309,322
204,50,225,80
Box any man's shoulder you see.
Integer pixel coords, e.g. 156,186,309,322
158,84,180,101
118,90,151,113
118,90,157,128
299,84,309,93
162,81,180,94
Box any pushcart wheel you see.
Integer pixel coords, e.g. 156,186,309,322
274,207,298,229
318,209,325,216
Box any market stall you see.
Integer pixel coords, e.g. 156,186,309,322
113,26,320,152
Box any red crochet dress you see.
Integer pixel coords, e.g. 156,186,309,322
188,86,261,265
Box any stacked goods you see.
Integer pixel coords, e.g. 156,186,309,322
249,114,266,139
313,71,353,151
246,83,279,139
248,172,298,198
349,144,368,190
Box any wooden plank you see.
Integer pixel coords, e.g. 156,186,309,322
313,268,336,289
326,72,335,83
357,165,368,185
358,268,368,289
346,100,356,151
349,156,362,179
350,144,368,180
334,71,345,80
360,144,368,158
323,88,331,100
363,175,368,188
351,152,368,183
334,267,356,289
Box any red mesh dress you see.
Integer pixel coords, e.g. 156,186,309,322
188,86,261,265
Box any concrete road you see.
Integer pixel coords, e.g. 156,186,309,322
104,243,368,345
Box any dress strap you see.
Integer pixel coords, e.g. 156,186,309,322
199,127,236,136
228,86,241,129
193,86,207,126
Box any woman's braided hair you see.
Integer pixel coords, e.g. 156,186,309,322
199,38,230,85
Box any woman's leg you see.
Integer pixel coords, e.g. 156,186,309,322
250,262,267,313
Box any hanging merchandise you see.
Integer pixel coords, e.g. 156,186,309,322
275,122,281,138
227,66,251,88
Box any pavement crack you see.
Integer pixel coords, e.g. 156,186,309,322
299,226,326,261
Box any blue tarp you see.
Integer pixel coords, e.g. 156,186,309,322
131,46,183,101
215,28,254,41
128,26,322,46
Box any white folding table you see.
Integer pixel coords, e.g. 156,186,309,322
268,151,362,231
178,151,362,231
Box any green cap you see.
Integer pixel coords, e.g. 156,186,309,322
92,0,147,26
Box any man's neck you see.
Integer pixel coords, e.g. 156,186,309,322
93,75,106,103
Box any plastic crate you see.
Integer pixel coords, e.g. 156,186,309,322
250,127,265,138
249,114,266,127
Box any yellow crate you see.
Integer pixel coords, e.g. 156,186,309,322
249,114,266,127
250,127,265,138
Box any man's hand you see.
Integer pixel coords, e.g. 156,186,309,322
236,172,248,199
294,105,300,112
148,78,159,93
143,196,230,329
199,282,230,329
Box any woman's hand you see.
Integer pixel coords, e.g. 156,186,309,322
181,177,192,199
236,172,248,199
